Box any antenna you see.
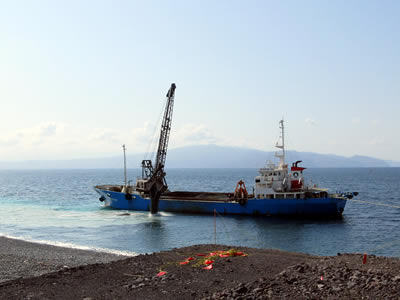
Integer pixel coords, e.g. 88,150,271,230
275,119,285,167
280,119,285,159
122,144,127,188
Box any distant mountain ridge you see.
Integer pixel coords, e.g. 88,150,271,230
166,145,393,168
0,144,397,169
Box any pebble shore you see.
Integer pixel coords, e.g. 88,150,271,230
0,237,127,283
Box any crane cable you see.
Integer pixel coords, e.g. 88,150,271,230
143,96,167,162
151,97,168,164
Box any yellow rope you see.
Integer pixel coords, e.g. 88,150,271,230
347,199,400,253
347,198,400,209
214,210,259,244
214,199,400,255
214,210,234,244
369,239,400,253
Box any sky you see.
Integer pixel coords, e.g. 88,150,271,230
1,0,399,162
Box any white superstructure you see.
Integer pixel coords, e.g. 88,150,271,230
254,120,309,199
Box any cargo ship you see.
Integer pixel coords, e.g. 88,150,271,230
94,84,357,217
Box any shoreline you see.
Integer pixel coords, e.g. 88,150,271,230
0,237,399,299
0,234,138,257
0,236,126,283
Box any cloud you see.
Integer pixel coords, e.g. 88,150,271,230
89,123,166,154
0,122,61,147
20,122,61,138
352,118,361,124
369,137,384,145
172,124,219,146
305,118,316,126
0,122,232,160
37,123,57,137
90,129,120,143
0,136,20,147
28,122,63,145
131,122,156,144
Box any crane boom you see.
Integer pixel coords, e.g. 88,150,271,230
141,83,176,214
155,83,176,169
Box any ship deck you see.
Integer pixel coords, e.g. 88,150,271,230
95,185,251,202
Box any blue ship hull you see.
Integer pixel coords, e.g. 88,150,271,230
95,187,347,217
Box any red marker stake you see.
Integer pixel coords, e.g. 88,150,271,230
214,209,216,245
363,253,367,264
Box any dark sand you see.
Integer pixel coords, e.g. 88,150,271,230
0,237,399,299
0,237,126,283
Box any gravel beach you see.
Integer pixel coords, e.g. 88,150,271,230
0,238,399,299
0,237,127,283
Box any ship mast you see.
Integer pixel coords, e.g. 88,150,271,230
275,119,285,168
122,144,127,188
141,83,176,214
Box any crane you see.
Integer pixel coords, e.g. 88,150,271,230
141,83,176,214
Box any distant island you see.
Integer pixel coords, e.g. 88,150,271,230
0,144,398,169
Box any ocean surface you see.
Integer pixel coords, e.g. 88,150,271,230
0,168,399,257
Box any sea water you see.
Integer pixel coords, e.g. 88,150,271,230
0,168,399,257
